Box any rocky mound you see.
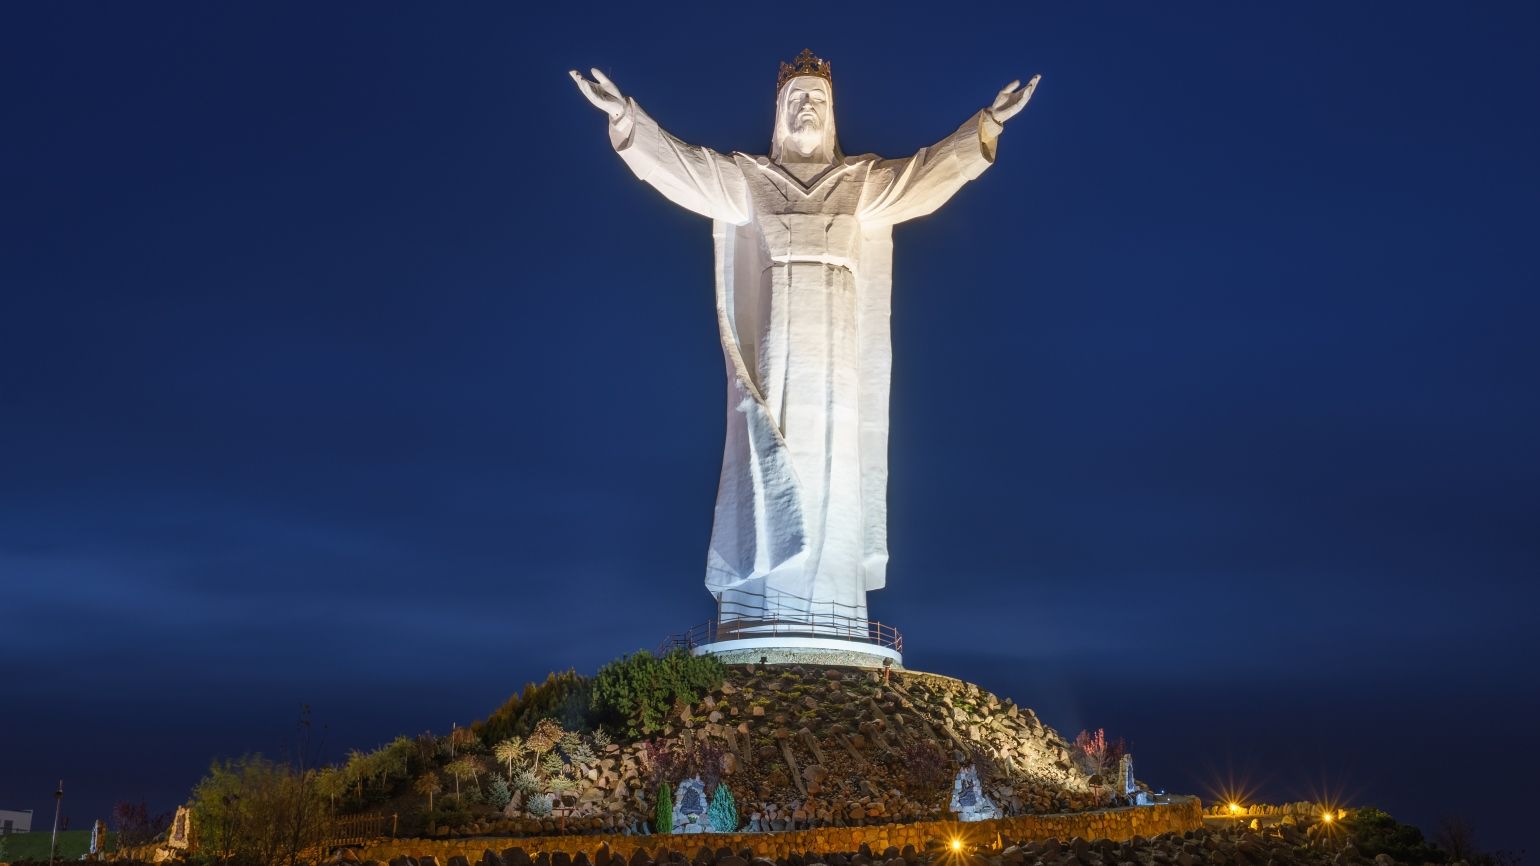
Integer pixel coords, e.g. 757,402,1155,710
468,664,1111,837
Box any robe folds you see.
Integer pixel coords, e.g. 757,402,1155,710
609,99,998,628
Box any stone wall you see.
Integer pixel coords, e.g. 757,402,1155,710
359,798,1201,863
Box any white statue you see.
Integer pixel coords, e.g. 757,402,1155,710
572,51,1039,631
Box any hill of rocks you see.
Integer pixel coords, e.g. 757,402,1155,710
421,663,1114,837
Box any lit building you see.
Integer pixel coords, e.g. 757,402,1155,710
0,808,34,835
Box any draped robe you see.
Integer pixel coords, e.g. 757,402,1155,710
608,98,1000,629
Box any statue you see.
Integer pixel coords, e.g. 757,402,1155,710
572,51,1039,631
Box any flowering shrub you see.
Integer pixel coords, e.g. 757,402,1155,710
1072,728,1128,776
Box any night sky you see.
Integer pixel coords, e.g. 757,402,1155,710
3,2,1537,855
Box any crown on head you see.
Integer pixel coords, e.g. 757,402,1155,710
777,49,832,91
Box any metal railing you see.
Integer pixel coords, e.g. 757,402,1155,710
658,587,902,655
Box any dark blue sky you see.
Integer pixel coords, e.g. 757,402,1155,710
3,1,1537,854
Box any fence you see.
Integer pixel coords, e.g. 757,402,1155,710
659,587,902,655
320,812,391,848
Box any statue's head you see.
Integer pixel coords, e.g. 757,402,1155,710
772,50,841,164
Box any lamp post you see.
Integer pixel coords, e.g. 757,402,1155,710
49,780,64,866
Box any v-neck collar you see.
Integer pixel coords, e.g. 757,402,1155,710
757,158,854,197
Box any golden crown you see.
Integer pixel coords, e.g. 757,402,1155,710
777,49,832,91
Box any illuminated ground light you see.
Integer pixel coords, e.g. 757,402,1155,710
951,839,964,852
1321,812,1334,824
1228,802,1244,815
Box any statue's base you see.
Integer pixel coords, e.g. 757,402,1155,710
690,636,903,669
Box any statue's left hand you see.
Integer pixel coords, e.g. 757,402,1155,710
569,67,628,121
988,75,1041,124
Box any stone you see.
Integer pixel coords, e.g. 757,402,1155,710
166,806,192,850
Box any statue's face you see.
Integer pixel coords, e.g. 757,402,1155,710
782,78,829,134
772,75,838,164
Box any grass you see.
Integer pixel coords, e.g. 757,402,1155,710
0,829,117,862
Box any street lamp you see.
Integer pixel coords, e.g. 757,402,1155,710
49,781,64,866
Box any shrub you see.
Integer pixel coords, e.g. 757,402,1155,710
190,755,328,866
510,769,540,797
1343,808,1443,864
486,773,511,811
706,784,738,833
1072,728,1128,776
591,650,726,737
655,780,673,834
525,792,552,818
899,741,950,795
641,737,724,790
111,802,172,848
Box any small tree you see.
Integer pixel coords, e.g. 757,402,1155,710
540,752,567,779
314,768,346,810
444,758,477,798
494,737,527,775
547,775,576,807
111,802,172,848
526,718,564,779
1072,728,1128,776
706,784,738,833
487,773,512,811
414,772,441,812
510,768,540,799
655,780,673,834
190,754,328,866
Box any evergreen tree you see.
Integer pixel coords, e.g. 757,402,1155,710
591,650,726,737
655,780,673,834
486,773,512,811
706,784,738,833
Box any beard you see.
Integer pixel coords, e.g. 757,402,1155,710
783,120,824,159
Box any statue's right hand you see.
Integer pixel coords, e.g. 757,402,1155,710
569,68,627,121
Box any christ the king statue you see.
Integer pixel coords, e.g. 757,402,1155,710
572,51,1040,632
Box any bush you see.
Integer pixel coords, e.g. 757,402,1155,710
1343,808,1444,864
655,780,673,834
706,784,738,833
112,802,172,848
525,792,552,818
899,741,950,796
591,650,726,737
486,774,512,811
510,769,540,797
190,755,329,866
641,737,724,789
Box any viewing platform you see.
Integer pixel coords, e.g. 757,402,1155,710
659,589,903,669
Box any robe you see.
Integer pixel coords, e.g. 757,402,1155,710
608,98,999,631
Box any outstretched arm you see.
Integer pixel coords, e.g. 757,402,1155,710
570,68,751,225
859,75,1040,225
